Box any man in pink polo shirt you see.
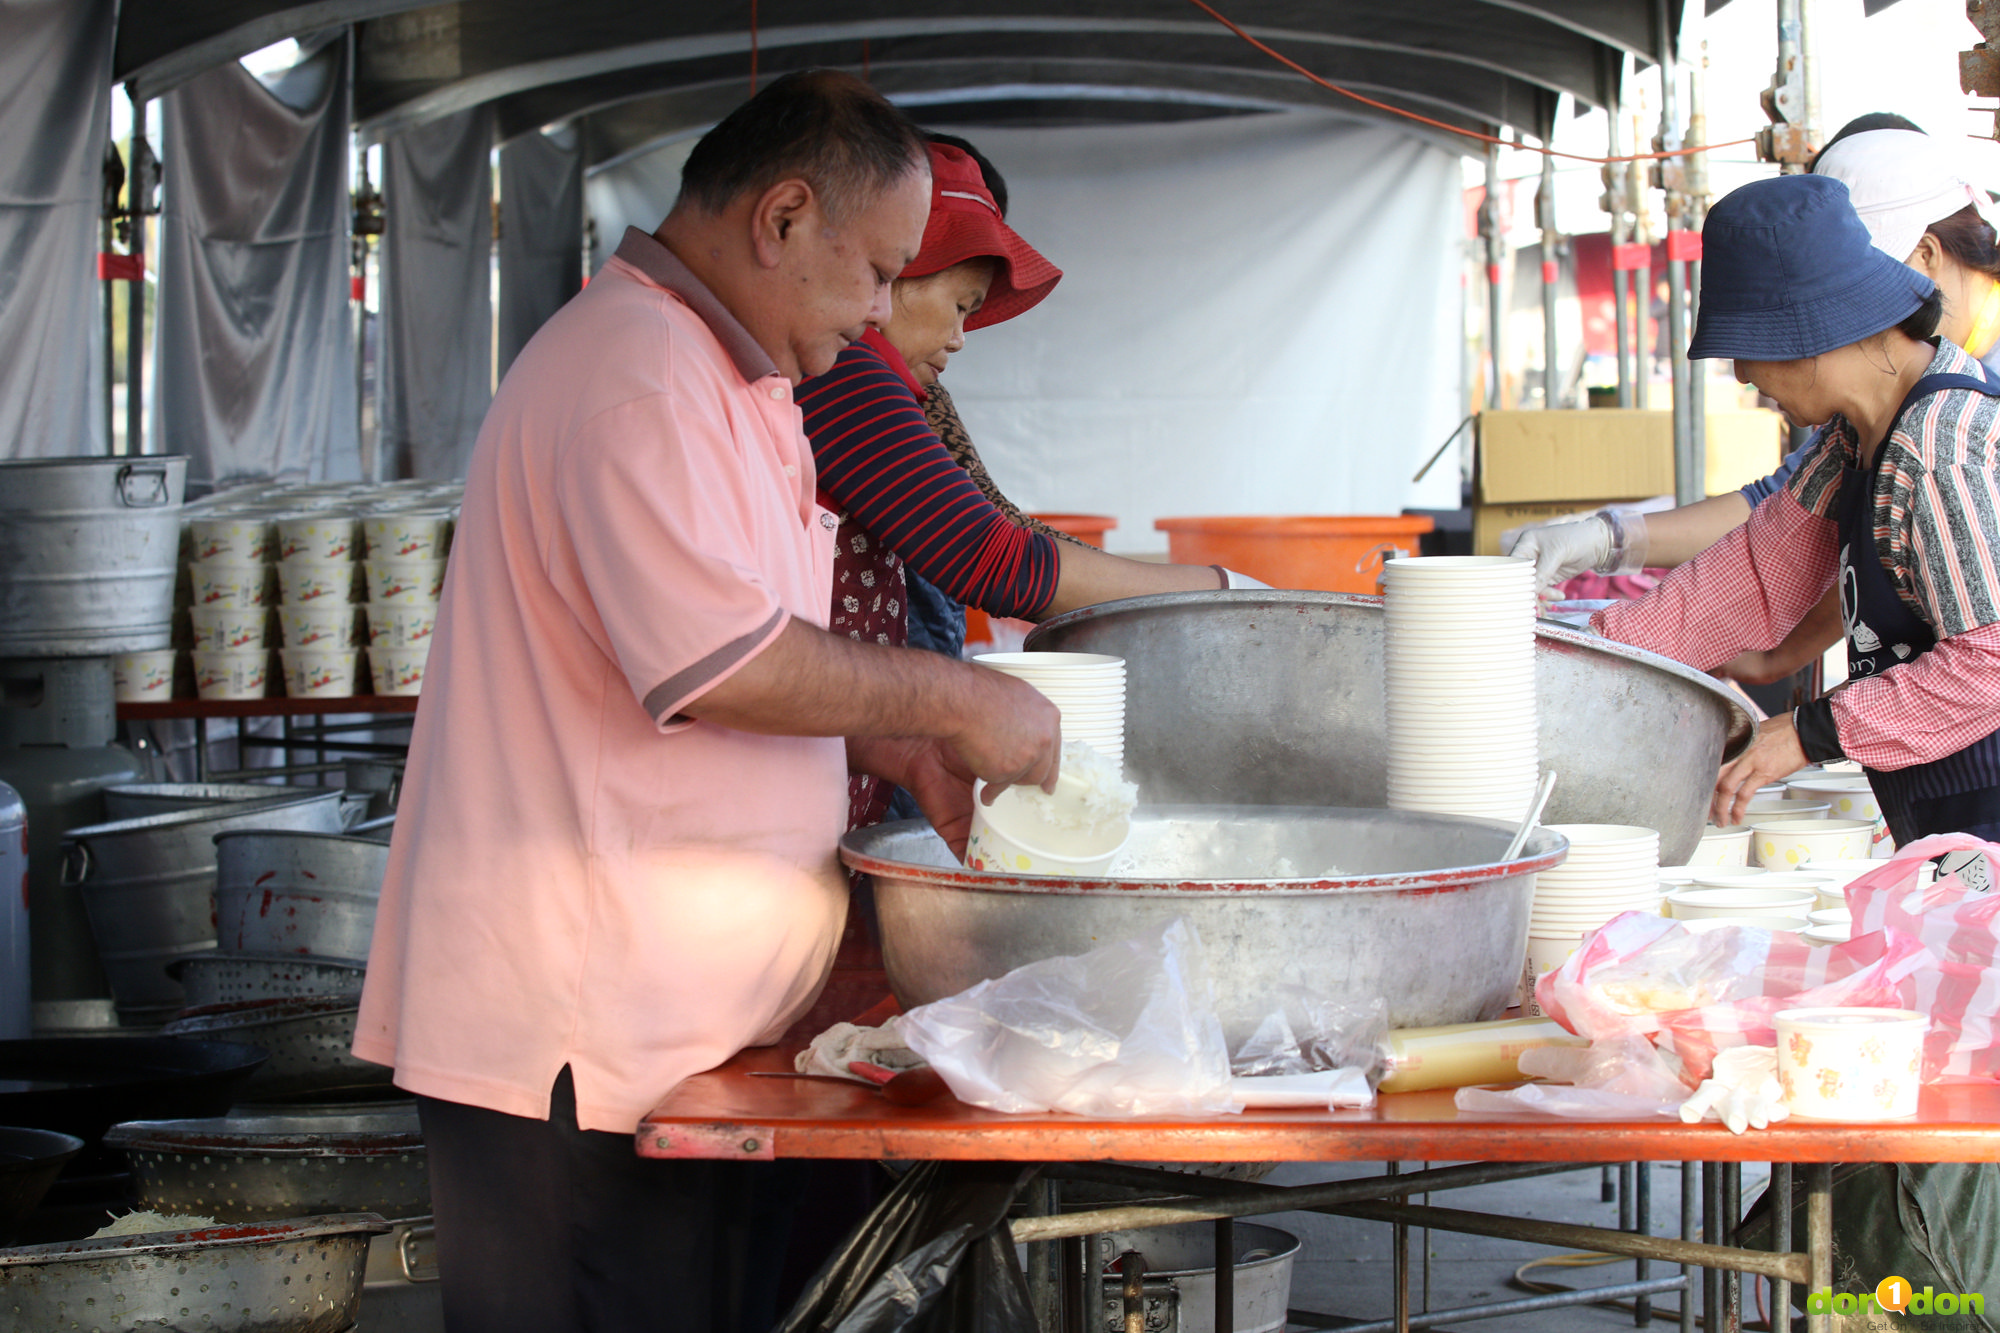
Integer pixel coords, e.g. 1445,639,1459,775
353,71,1060,1332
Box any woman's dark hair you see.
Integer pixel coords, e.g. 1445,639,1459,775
1925,204,2000,282
1897,286,1945,343
677,69,927,225
923,131,1009,218
1812,112,1925,166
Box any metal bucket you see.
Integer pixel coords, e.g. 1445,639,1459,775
0,456,187,656
844,808,1567,1042
214,831,389,962
59,793,346,1016
103,782,302,821
1027,591,1755,866
1092,1221,1299,1333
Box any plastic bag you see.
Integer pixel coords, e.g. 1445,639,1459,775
899,918,1240,1117
1534,910,1933,1082
1454,1035,1690,1119
1848,833,2000,1082
1231,990,1388,1081
773,1161,1038,1333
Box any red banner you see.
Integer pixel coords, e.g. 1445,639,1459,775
351,274,366,302
97,252,143,282
1665,230,1703,263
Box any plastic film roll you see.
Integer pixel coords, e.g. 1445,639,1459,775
1377,1017,1587,1093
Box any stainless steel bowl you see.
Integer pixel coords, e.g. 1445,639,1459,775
0,1212,390,1331
1027,591,1753,866
106,1105,427,1223
842,806,1567,1044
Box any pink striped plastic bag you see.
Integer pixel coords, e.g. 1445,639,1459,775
1846,833,2000,1083
1535,910,1932,1082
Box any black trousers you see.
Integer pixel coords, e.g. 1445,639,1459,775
418,1067,734,1333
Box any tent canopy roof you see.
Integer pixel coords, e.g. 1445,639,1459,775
118,0,1683,161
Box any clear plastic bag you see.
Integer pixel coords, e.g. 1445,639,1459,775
899,918,1240,1117
1453,1035,1691,1119
1230,990,1389,1081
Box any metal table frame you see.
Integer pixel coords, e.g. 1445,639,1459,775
642,1047,2000,1333
118,696,415,782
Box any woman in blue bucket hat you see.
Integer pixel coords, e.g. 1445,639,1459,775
1592,172,2000,850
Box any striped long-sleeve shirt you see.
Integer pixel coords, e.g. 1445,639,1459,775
1595,339,2000,771
799,331,1061,620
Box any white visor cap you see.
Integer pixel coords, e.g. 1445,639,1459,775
1813,129,1997,263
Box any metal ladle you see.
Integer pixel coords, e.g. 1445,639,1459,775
1504,771,1559,863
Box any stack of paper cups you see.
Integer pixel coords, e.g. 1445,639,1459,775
1383,556,1538,822
1520,823,1660,1012
973,652,1124,767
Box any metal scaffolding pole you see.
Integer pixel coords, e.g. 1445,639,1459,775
1482,140,1506,410
1627,123,1651,413
125,90,156,457
1538,147,1562,409
1659,0,1698,506
1607,103,1633,408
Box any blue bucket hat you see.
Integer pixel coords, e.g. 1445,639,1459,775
1687,174,1937,361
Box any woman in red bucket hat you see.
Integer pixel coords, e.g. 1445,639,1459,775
798,137,1262,830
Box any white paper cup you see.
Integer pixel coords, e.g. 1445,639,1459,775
188,560,271,609
364,558,447,605
113,649,177,703
192,648,271,700
188,514,275,564
369,645,430,696
275,512,360,562
1776,1007,1926,1119
1521,934,1582,1016
1753,818,1876,868
1809,908,1852,928
1785,778,1882,822
281,648,359,698
962,779,1131,877
1745,797,1830,821
363,509,452,561
1684,864,1767,883
1801,924,1851,946
277,602,359,649
364,602,439,648
1666,885,1816,920
1691,825,1753,866
188,604,269,652
276,558,356,606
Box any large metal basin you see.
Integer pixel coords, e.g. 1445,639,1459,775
842,806,1568,1044
1027,591,1754,866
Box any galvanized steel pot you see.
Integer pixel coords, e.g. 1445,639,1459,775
0,455,187,656
842,806,1568,1045
213,831,388,963
1027,591,1754,866
59,793,346,1015
103,783,310,821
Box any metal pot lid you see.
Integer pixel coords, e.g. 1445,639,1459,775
105,1104,420,1156
63,789,345,841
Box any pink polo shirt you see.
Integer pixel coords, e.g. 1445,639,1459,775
353,228,846,1134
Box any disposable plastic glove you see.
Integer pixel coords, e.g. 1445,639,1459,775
1221,567,1271,590
1503,516,1614,597
1678,1045,1789,1135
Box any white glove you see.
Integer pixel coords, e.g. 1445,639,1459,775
1678,1045,1790,1135
1220,567,1270,590
1504,516,1615,597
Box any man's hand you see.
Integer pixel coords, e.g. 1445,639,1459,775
1711,712,1808,826
849,736,980,857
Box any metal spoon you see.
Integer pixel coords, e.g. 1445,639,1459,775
1503,770,1559,862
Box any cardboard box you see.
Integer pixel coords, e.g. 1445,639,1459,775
1477,409,1783,504
1472,500,1636,557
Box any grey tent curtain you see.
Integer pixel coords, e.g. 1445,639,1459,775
0,0,113,459
153,39,359,485
380,106,493,481
498,125,583,378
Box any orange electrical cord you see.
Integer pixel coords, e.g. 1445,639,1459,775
1182,0,1759,165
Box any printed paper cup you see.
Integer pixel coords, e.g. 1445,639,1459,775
188,605,269,652
1753,818,1876,867
281,648,359,699
188,514,275,564
1784,777,1882,822
277,602,360,649
1521,935,1582,1017
192,648,271,700
188,561,271,609
113,649,177,703
1776,1007,1926,1119
1690,825,1753,866
363,509,452,561
276,558,356,606
369,645,431,696
364,558,447,605
275,512,360,562
962,779,1130,877
363,602,439,648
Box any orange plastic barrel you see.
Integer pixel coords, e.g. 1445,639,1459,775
1152,515,1436,593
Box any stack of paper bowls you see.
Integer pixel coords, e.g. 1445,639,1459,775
1520,824,1659,1009
1382,556,1538,822
361,508,451,696
973,652,1124,766
273,509,361,698
184,509,277,700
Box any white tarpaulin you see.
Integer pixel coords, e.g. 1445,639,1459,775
153,39,359,484
0,0,113,460
379,106,493,481
583,111,1464,545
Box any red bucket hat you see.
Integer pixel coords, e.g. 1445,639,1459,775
902,143,1061,331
